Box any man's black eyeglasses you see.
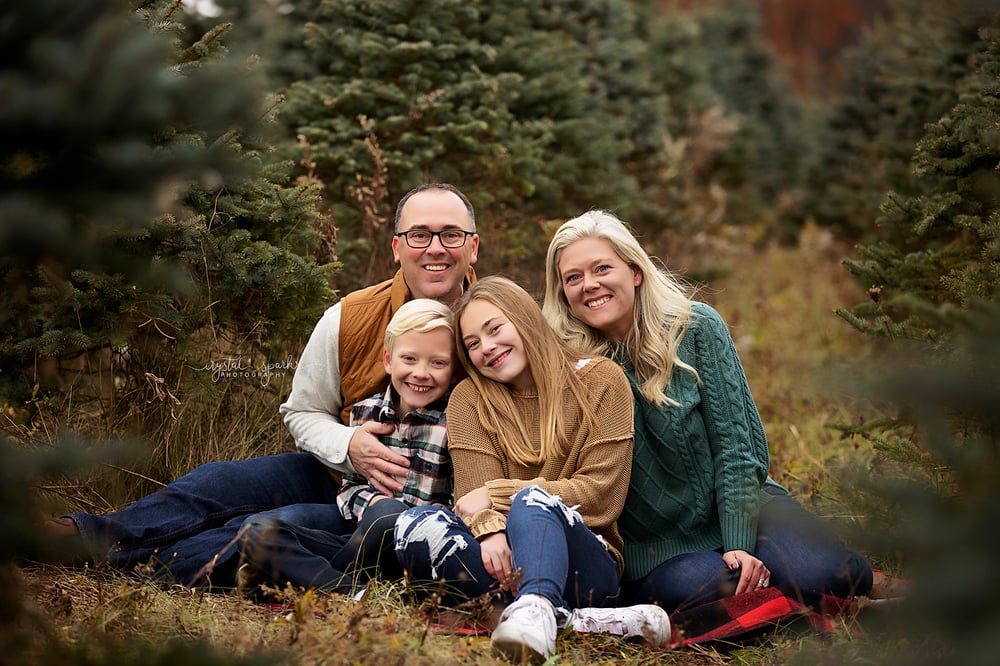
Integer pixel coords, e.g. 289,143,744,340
395,229,475,249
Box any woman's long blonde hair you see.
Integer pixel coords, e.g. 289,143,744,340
453,276,596,466
542,210,697,407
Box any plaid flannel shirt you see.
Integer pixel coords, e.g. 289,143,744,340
337,385,453,520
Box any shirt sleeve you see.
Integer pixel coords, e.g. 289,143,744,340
337,477,384,521
693,302,770,553
279,302,359,473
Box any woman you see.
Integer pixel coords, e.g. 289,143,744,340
394,276,670,663
542,210,873,613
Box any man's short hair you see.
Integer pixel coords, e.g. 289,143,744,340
393,183,476,233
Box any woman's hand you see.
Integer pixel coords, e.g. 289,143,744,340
454,486,492,520
722,549,771,595
480,532,517,594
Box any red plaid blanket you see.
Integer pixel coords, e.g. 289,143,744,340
667,586,862,647
423,568,920,645
427,586,870,645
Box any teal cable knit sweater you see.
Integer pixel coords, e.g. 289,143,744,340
613,301,774,582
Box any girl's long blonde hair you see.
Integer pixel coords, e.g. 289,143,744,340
453,276,596,466
542,210,698,407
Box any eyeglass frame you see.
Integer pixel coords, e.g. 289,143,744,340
394,228,476,249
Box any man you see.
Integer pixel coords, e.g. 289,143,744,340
46,183,479,587
282,183,478,493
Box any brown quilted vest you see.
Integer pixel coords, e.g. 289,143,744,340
337,267,476,423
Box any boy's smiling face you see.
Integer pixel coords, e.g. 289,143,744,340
382,327,454,414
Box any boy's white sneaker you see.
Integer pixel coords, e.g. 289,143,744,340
570,604,672,646
490,594,557,663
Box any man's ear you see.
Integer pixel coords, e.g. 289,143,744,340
391,236,402,263
468,233,480,265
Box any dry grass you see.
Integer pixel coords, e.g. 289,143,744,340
11,341,301,516
18,565,715,665
15,225,886,664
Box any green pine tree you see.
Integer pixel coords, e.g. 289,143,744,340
807,0,1000,238
183,0,322,91
277,0,668,293
823,31,1000,663
0,2,312,663
836,22,1000,344
635,0,808,241
1,0,333,450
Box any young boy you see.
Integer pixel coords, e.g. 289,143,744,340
337,297,455,521
237,298,455,594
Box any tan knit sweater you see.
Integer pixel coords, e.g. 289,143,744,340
445,356,634,573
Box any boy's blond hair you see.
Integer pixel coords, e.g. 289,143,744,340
384,298,454,351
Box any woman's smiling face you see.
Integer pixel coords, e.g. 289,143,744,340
460,298,533,390
557,237,642,342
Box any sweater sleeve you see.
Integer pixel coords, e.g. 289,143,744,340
279,302,359,473
691,302,770,554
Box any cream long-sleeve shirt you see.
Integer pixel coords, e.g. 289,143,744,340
279,301,358,473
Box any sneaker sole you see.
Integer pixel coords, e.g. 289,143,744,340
491,634,550,665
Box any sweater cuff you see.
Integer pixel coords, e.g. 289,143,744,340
485,478,531,513
469,510,507,540
721,512,758,554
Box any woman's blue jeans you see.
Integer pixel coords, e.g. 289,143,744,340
68,452,341,587
394,486,621,611
622,485,874,612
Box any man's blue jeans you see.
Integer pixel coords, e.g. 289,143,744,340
394,486,621,611
622,485,874,612
68,452,340,587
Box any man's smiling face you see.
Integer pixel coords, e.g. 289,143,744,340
392,189,479,305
